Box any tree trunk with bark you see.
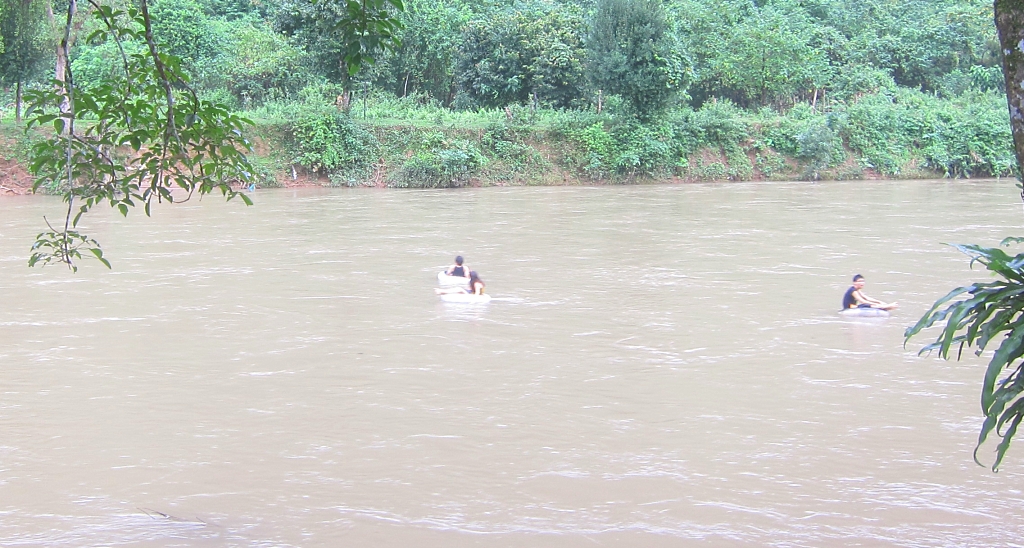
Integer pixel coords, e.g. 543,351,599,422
16,81,22,123
996,0,1024,178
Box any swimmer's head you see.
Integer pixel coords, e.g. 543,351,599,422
455,256,464,265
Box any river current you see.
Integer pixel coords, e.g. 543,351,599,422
2,180,1024,546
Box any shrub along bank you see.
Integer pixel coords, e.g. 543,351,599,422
244,86,1014,188
1,86,1012,193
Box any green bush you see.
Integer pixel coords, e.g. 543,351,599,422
919,93,1014,177
552,113,617,177
755,151,787,179
289,110,379,175
246,156,280,188
251,81,1011,185
671,101,751,178
553,112,680,178
689,158,727,180
795,123,841,179
836,88,1012,177
389,132,487,187
672,101,749,155
610,122,674,176
71,40,147,91
220,21,310,107
724,144,753,180
835,90,920,175
481,122,543,170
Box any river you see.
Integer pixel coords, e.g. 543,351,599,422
1,180,1023,547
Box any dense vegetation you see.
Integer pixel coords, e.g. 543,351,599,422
0,0,1014,187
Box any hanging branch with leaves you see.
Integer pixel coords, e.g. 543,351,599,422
25,0,255,271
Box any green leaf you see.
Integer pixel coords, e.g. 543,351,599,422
993,411,1023,472
910,239,1024,470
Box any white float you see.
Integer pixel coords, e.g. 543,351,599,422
437,271,470,287
839,307,890,318
440,293,492,304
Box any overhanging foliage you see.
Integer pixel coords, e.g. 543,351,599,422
25,1,255,271
906,239,1024,471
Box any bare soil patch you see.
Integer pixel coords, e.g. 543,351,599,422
0,154,33,195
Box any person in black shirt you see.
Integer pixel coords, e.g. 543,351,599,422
843,274,898,310
445,255,470,278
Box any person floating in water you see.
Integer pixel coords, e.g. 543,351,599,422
445,255,470,278
843,274,898,310
436,271,485,295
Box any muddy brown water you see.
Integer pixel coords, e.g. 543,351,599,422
2,181,1024,547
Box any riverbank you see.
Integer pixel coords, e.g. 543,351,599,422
1,87,1013,194
238,88,1014,189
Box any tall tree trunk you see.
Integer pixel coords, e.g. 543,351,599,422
45,3,63,83
46,1,88,88
995,0,1024,179
15,81,22,123
47,0,87,119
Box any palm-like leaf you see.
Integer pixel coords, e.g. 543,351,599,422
906,241,1024,471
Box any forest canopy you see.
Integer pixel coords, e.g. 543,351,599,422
0,0,999,113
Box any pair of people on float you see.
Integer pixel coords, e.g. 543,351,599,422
842,274,898,311
436,270,485,296
439,255,485,296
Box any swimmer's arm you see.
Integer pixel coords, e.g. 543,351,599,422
852,290,882,305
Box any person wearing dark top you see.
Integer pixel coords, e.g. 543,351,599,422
843,274,898,310
445,255,469,278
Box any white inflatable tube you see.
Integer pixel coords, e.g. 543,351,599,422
438,271,470,287
839,308,890,318
440,293,491,304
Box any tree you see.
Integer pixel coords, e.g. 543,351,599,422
373,0,472,105
522,3,587,109
26,0,255,271
27,0,404,271
666,0,739,108
274,0,403,101
0,0,50,122
586,0,687,120
455,15,529,108
714,2,828,108
454,3,586,110
905,0,1024,471
220,21,310,107
826,0,999,94
148,0,222,76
